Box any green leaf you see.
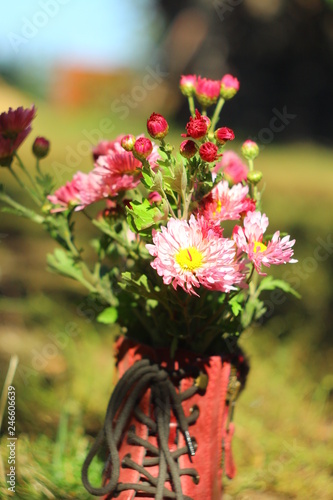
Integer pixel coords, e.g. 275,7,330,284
126,199,160,232
258,276,301,299
141,170,154,189
228,295,243,317
97,306,118,324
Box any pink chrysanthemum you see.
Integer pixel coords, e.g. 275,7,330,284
199,180,255,223
195,77,221,107
92,136,125,161
93,137,159,192
213,151,248,184
0,105,36,139
233,211,297,274
48,171,109,212
48,172,82,211
179,75,197,96
146,215,245,296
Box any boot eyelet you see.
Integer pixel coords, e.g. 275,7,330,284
193,474,200,485
190,404,200,416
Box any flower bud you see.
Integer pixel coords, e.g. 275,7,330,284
199,142,220,163
32,136,50,159
215,127,235,145
220,74,240,100
147,112,169,139
241,140,260,160
195,77,221,107
179,74,197,97
182,110,208,139
133,137,153,160
148,191,162,205
180,140,198,159
247,171,263,185
121,134,136,151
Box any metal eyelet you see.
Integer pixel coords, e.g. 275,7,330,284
190,404,200,416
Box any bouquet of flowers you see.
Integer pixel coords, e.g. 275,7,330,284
0,73,298,499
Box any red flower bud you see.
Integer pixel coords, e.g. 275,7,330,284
121,134,136,151
195,76,221,107
179,74,197,97
133,137,153,160
220,74,240,100
182,109,208,139
32,136,50,158
179,140,198,159
199,142,220,163
215,127,235,145
147,112,169,139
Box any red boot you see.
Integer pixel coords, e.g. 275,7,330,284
82,337,248,499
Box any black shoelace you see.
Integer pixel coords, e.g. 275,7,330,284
81,358,201,499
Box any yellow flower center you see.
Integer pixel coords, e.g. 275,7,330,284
175,246,203,271
216,200,222,213
253,241,267,253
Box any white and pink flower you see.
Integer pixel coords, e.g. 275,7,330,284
199,180,255,223
233,211,297,274
146,215,245,296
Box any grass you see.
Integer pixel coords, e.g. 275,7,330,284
0,97,332,498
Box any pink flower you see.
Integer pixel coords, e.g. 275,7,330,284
215,127,235,145
133,137,153,160
94,153,143,193
92,135,125,161
199,181,254,222
48,172,82,211
0,105,36,139
220,74,240,100
146,215,244,296
199,141,220,162
0,132,31,167
182,110,209,139
179,139,198,159
93,137,160,197
147,112,169,139
213,151,248,184
179,74,197,96
195,77,221,107
233,211,297,274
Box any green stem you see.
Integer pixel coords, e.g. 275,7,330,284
188,96,196,117
36,158,42,177
15,153,40,194
210,97,226,133
0,191,44,224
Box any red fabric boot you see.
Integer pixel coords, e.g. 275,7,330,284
82,336,248,499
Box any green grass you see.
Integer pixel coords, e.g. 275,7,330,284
0,98,333,498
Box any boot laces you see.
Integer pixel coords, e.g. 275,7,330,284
82,358,203,499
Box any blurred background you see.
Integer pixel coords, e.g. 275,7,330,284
0,0,333,498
